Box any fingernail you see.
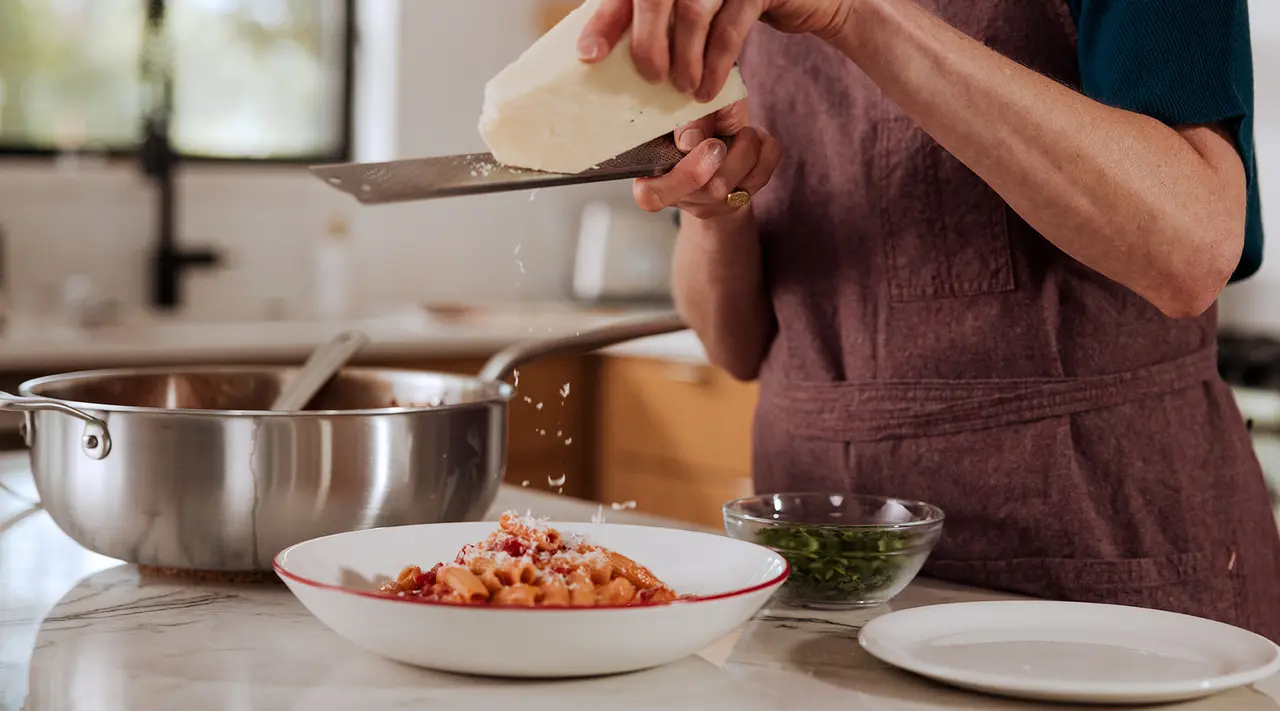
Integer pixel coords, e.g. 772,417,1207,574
577,37,604,61
678,129,705,152
707,140,727,165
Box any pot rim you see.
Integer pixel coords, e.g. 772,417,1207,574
17,364,517,418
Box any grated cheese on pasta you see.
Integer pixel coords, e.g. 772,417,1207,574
375,510,679,607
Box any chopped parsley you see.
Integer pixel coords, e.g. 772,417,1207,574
756,524,917,603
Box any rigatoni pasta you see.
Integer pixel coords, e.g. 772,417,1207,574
375,511,680,607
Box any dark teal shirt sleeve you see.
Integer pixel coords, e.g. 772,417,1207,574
1067,0,1263,281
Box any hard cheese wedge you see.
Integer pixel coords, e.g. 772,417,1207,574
479,0,748,174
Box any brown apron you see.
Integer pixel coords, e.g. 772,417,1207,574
739,0,1280,641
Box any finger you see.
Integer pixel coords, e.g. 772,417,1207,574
691,127,762,203
710,100,751,136
634,139,728,211
737,126,781,195
671,0,722,94
676,99,748,151
631,0,674,83
697,0,759,102
675,114,718,151
578,0,633,62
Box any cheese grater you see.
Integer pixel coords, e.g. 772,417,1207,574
310,134,687,205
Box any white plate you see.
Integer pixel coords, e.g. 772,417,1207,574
275,521,788,678
859,600,1280,704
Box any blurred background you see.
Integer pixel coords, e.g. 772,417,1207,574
0,0,1274,528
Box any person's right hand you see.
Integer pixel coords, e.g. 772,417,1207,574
578,0,857,100
635,100,781,221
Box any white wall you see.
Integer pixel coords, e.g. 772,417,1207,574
1218,0,1280,333
351,0,624,314
0,0,630,323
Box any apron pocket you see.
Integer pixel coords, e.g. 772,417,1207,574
927,548,1242,625
878,118,1015,302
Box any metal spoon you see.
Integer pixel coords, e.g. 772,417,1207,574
271,330,370,411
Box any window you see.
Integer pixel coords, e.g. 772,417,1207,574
0,0,353,162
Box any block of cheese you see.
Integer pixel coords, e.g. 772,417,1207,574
479,0,749,174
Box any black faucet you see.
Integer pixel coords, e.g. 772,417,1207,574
141,0,222,311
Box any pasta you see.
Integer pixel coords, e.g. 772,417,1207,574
375,511,681,607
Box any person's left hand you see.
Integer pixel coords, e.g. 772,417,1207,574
633,100,781,220
577,0,858,101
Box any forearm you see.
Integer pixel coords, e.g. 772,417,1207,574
831,0,1247,317
673,210,774,381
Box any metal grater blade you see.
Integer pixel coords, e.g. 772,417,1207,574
310,134,687,205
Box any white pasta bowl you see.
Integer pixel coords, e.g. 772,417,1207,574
274,521,789,678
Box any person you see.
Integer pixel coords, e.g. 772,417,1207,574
577,0,1280,640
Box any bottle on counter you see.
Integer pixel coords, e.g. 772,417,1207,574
314,213,352,320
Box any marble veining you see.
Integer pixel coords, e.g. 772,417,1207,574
2,454,1278,711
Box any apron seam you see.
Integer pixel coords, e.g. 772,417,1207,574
762,347,1218,442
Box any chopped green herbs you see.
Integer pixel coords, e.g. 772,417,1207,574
755,524,917,602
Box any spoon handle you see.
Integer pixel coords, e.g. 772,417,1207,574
272,330,370,411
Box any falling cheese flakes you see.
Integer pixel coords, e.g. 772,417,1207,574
548,473,567,487
559,383,571,398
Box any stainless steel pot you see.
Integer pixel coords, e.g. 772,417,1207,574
0,313,687,571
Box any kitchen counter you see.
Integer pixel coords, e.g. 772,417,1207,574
602,329,709,363
2,454,1277,711
0,302,703,371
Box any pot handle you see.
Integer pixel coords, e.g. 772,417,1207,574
0,392,111,460
478,311,689,382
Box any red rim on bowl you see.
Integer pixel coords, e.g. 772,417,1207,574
273,530,791,613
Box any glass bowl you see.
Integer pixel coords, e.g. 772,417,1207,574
723,493,945,610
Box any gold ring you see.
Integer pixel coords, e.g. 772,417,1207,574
726,189,751,209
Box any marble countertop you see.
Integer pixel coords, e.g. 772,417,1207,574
3,455,1276,711
0,302,708,371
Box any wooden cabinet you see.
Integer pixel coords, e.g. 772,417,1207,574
374,356,592,501
537,1,582,34
590,356,758,528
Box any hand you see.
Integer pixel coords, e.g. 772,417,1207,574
578,0,858,100
633,100,781,220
